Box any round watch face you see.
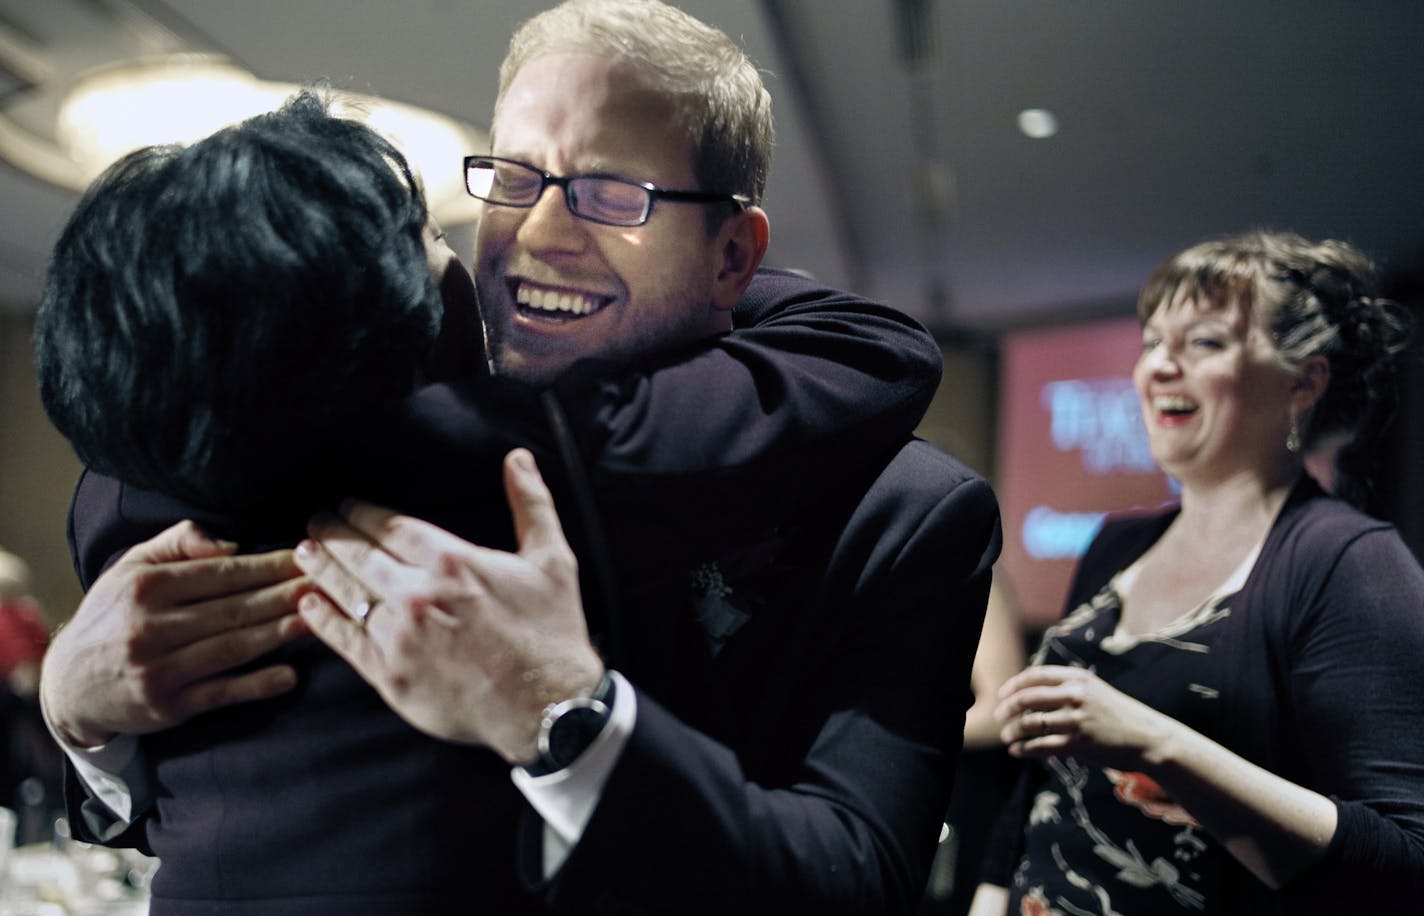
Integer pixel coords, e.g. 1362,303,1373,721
544,701,610,769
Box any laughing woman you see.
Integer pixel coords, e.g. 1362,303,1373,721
972,231,1424,915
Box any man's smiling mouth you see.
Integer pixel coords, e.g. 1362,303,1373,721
512,280,611,320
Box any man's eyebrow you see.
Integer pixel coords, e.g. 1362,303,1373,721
489,151,642,179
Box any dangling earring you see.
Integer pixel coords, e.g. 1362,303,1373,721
1286,411,1301,454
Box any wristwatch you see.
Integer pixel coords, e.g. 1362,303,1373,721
527,672,616,775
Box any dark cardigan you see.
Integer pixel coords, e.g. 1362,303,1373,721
983,476,1424,913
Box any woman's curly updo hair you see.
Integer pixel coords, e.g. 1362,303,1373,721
1138,230,1414,505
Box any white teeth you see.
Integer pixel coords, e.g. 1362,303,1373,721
515,283,600,316
1154,395,1196,413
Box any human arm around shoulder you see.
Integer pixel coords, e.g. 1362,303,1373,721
380,268,943,572
552,268,944,560
48,471,308,841
52,270,940,850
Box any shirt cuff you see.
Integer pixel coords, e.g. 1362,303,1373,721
40,695,146,824
62,734,145,824
510,670,637,877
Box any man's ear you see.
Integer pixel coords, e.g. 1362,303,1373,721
710,205,770,312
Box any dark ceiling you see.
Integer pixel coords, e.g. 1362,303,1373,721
3,0,1422,333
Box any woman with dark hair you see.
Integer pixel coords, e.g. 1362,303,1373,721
34,90,453,511
972,231,1424,914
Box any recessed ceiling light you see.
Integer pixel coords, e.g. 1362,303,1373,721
58,58,285,171
1017,108,1058,140
6,54,484,222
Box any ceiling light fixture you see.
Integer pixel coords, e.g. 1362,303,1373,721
57,57,285,172
4,54,485,223
1016,108,1059,140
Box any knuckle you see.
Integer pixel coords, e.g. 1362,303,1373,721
206,631,265,673
434,549,467,578
134,668,170,705
550,548,578,579
389,626,424,659
234,625,277,661
127,567,165,605
380,515,414,541
174,685,212,717
218,595,251,629
125,620,162,655
459,581,490,606
207,554,237,578
386,671,412,697
177,685,223,718
368,514,417,556
345,538,375,566
167,521,202,553
388,589,424,617
277,577,311,602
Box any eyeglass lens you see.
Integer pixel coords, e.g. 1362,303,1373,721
466,158,651,226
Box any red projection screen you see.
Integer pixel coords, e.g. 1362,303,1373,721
995,317,1177,629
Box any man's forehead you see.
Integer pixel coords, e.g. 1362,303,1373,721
491,53,694,180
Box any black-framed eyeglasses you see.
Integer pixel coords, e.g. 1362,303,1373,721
464,155,749,228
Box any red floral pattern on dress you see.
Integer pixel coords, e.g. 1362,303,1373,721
1104,768,1200,827
1020,886,1055,916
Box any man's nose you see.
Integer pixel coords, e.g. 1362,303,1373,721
515,184,588,256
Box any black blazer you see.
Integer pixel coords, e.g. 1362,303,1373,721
540,439,1000,915
65,270,999,914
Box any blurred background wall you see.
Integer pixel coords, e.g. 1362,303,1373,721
0,309,82,625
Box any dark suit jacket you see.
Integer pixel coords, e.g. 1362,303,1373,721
541,440,1000,915
64,270,999,914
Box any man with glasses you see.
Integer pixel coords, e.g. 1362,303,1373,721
465,155,752,229
461,144,763,384
41,1,998,912
292,2,996,911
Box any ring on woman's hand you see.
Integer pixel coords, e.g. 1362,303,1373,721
349,597,380,628
1038,711,1050,736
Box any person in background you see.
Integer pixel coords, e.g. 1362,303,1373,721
970,230,1424,915
0,549,48,699
0,548,62,841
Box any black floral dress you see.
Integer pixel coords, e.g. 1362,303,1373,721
1007,554,1254,916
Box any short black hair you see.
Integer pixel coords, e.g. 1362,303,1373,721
34,90,442,510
